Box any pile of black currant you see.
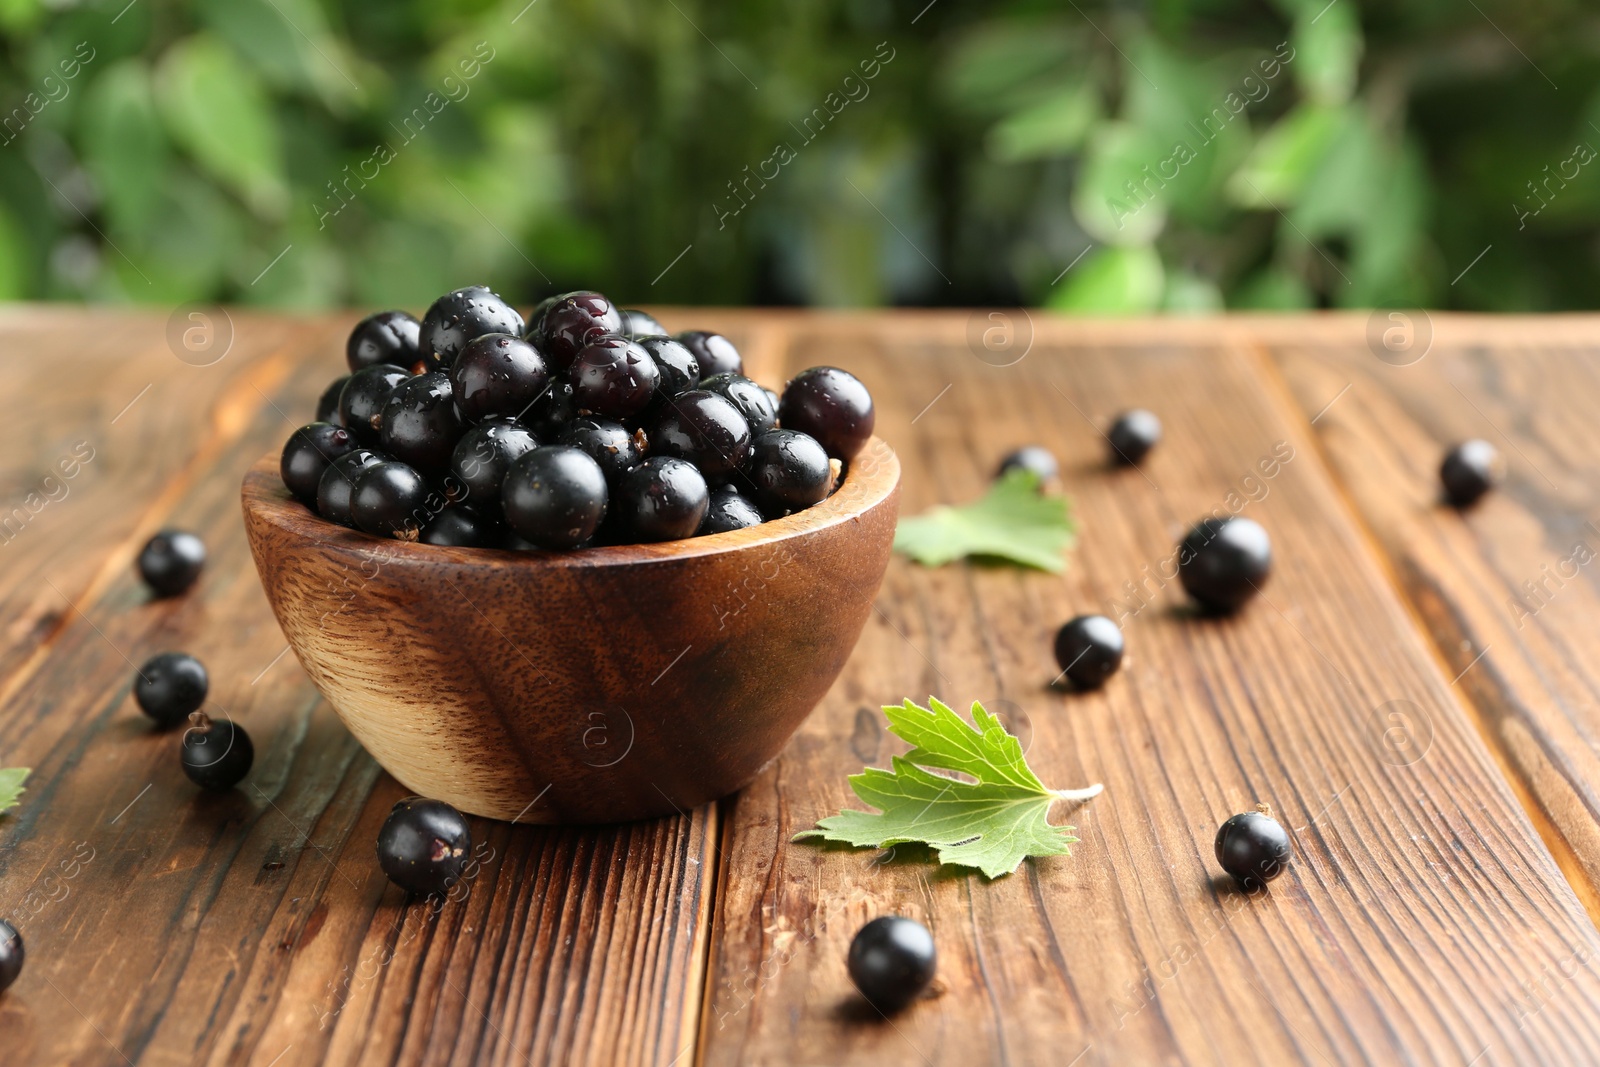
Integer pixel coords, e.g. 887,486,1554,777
282,287,876,550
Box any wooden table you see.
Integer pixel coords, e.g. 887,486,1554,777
3,308,1600,1066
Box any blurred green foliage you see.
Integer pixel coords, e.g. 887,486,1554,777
0,0,1594,311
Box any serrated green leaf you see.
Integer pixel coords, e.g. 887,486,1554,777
892,469,1074,572
0,768,31,815
794,699,1102,879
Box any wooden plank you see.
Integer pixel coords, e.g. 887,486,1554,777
699,317,1600,1065
1268,320,1600,911
0,311,727,1065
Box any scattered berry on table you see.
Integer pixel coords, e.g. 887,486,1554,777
419,286,524,370
180,711,254,791
1215,805,1292,889
561,416,647,482
338,364,411,446
377,797,473,898
1440,438,1503,507
649,390,752,479
138,530,206,598
502,445,609,549
779,366,875,462
613,457,709,542
997,445,1058,485
619,308,667,339
701,372,779,436
570,337,660,419
1107,409,1162,466
536,291,622,370
1177,516,1272,614
450,333,551,424
676,330,743,378
450,420,538,509
352,460,430,540
135,652,209,728
746,429,831,517
316,375,348,425
1053,614,1124,689
281,423,356,505
347,310,421,372
317,449,385,527
0,920,22,995
847,916,937,1012
699,485,764,535
380,372,463,470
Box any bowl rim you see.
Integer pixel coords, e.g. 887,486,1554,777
243,436,900,569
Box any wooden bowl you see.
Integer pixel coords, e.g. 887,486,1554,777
240,440,900,823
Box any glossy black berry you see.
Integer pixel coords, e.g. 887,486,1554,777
701,372,778,436
778,366,875,462
317,375,349,425
613,457,709,543
380,372,463,470
698,486,763,535
525,379,578,440
676,330,743,378
421,506,496,548
502,445,609,549
1440,439,1502,507
348,310,421,372
281,422,357,505
1053,615,1124,689
1107,409,1162,466
377,797,472,897
536,291,622,370
847,916,936,1012
562,417,647,482
134,652,209,729
317,448,385,527
997,445,1058,485
1178,517,1272,614
620,308,667,339
138,530,206,598
180,711,254,791
450,419,538,509
1215,806,1292,889
638,336,700,401
571,337,659,419
650,390,751,479
450,333,551,424
338,363,411,446
352,461,431,540
419,286,524,370
745,429,832,517
0,920,22,995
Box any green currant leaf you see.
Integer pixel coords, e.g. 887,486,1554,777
892,469,1075,572
0,768,30,816
794,699,1102,879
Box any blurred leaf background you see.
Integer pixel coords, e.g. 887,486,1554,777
0,0,1593,311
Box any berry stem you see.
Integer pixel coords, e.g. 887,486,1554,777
1052,782,1105,801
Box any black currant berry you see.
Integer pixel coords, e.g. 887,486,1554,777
698,486,763,535
419,286,524,370
778,366,875,462
180,711,254,791
1053,615,1124,689
339,363,411,446
450,419,538,509
450,333,551,424
1178,517,1272,614
536,291,622,370
847,916,936,1013
0,920,22,995
637,336,700,402
377,797,472,898
745,429,831,517
135,652,209,729
281,422,357,505
138,530,206,598
347,310,421,372
421,506,496,548
562,416,647,481
380,371,463,470
317,448,385,527
1215,805,1292,889
571,337,659,419
317,375,349,425
997,445,1058,485
613,457,709,543
502,445,609,549
650,390,751,479
1440,439,1502,507
676,330,742,378
701,372,779,436
1107,409,1162,466
620,308,667,339
352,461,431,540
525,379,578,440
